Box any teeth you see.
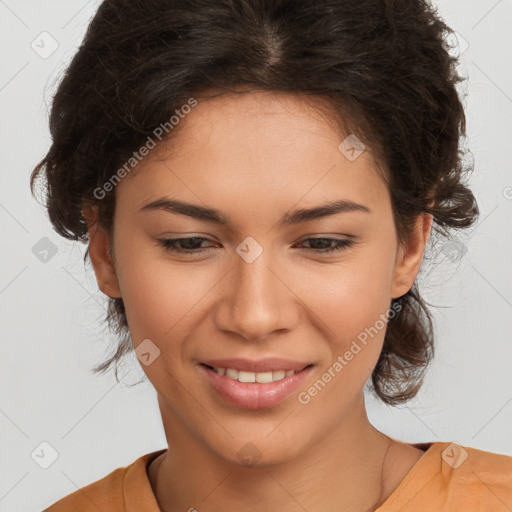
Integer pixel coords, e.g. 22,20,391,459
272,370,286,380
212,367,297,383
238,370,255,383
256,371,273,383
225,368,238,380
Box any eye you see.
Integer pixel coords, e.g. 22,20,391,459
156,236,354,255
156,236,215,254
295,237,354,253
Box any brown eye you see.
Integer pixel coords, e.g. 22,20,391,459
156,237,215,254
296,237,354,253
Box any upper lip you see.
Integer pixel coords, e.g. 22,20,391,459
201,358,311,373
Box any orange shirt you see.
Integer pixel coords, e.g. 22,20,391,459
43,442,512,511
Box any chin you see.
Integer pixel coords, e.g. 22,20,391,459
209,433,307,469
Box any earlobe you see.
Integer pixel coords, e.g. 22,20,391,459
82,206,122,299
391,213,433,299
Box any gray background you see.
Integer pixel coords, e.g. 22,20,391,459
1,1,511,510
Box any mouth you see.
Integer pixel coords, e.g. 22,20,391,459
201,364,310,383
198,359,314,409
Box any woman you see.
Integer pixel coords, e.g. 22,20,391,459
32,0,512,510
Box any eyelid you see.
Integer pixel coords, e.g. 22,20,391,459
155,234,356,256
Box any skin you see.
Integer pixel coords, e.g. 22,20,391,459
84,90,433,512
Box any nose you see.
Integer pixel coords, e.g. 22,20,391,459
213,245,299,342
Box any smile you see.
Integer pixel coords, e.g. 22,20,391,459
210,367,296,383
199,359,314,409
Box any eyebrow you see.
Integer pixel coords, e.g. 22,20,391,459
139,197,371,226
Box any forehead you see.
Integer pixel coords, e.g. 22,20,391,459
170,90,349,153
115,91,389,219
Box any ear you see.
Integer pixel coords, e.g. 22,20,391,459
82,205,122,299
391,213,433,299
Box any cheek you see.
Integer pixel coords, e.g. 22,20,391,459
119,262,211,346
112,233,203,347
295,266,393,425
113,238,244,384
298,241,396,397
308,249,396,344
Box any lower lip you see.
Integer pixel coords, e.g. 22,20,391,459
199,364,313,409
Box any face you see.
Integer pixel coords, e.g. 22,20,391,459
86,91,430,465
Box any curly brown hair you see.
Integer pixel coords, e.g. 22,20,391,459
30,0,479,405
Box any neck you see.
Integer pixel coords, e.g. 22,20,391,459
149,394,408,512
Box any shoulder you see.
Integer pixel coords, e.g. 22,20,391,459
465,444,512,471
379,442,512,511
443,442,512,496
43,450,165,512
43,466,126,512
424,442,512,508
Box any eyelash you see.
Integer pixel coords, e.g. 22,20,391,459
156,236,354,255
